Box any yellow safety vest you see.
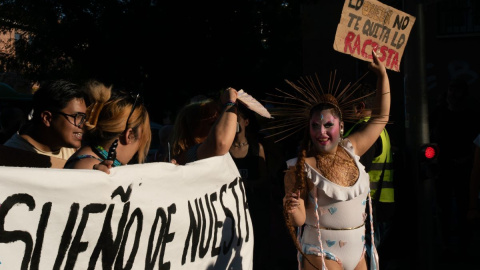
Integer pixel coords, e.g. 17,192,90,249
345,118,394,203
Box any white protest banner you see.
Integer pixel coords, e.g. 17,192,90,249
0,154,253,270
333,0,416,72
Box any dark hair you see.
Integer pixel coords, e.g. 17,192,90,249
237,102,260,136
31,80,86,122
310,102,342,121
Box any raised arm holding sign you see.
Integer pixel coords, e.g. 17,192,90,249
334,0,416,71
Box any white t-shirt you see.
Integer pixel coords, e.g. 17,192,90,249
4,133,76,160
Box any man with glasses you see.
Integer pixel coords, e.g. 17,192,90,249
4,80,87,164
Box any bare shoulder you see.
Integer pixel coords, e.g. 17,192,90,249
258,142,266,158
66,148,101,170
304,156,316,168
70,156,98,170
258,142,264,151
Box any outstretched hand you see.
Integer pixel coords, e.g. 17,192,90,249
93,160,114,174
368,49,387,77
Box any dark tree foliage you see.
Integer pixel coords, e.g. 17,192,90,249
0,0,304,122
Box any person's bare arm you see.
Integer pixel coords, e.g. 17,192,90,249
348,50,390,156
258,143,268,186
198,87,238,160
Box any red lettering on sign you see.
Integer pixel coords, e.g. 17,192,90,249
344,32,361,55
343,31,399,71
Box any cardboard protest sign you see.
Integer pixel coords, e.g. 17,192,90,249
0,154,253,269
334,0,416,71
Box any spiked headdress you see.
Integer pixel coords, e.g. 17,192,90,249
263,70,383,142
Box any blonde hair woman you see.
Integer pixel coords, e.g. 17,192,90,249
64,80,151,173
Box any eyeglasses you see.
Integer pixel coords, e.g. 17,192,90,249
53,111,87,127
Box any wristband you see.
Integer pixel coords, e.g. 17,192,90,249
225,101,238,113
224,101,237,107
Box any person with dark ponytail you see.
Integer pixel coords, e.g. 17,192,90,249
275,50,390,270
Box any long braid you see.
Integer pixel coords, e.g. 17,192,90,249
282,202,304,269
283,134,321,270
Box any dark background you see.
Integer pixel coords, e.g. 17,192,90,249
0,0,305,124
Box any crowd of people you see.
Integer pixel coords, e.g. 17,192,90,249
1,49,479,270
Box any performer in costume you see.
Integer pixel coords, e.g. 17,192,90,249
272,50,390,270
